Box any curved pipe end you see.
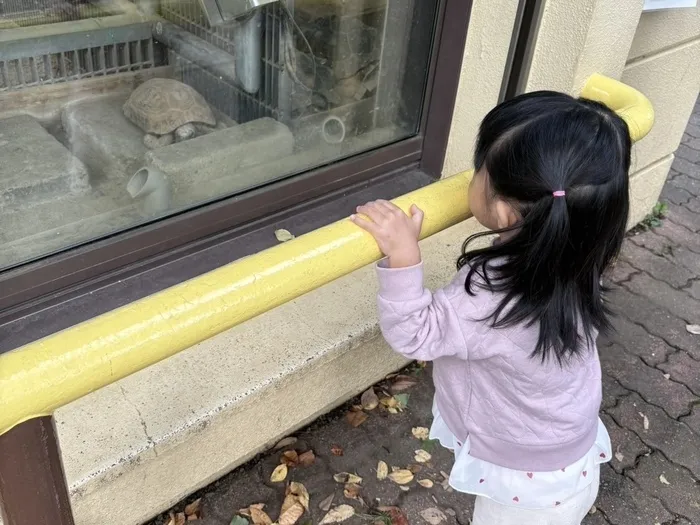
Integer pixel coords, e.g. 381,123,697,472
128,167,172,215
581,73,655,143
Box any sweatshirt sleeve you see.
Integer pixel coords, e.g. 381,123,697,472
376,261,468,361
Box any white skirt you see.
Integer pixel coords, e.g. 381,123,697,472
430,401,611,510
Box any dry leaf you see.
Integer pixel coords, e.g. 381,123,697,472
334,472,362,484
298,450,316,467
274,437,298,450
663,373,671,380
167,512,187,525
418,479,434,488
414,450,432,463
685,324,700,335
361,388,379,410
282,450,299,467
388,470,414,485
250,508,273,525
614,450,624,463
230,517,250,525
380,396,399,409
412,427,430,440
344,483,362,500
275,229,295,242
408,464,423,474
399,486,409,492
588,506,597,515
287,482,310,511
376,461,389,480
331,445,344,456
319,505,355,525
239,504,266,517
639,412,650,430
659,474,670,485
377,507,409,525
184,498,202,518
271,464,288,483
279,502,305,525
420,508,447,525
346,410,368,427
394,394,410,410
319,494,335,512
390,375,418,393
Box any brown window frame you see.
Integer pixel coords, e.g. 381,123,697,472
0,0,473,320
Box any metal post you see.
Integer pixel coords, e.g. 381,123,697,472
0,416,75,525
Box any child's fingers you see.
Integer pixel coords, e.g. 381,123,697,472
376,200,401,214
410,205,424,229
350,214,380,236
356,204,386,224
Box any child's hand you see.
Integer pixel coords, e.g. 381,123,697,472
351,200,423,268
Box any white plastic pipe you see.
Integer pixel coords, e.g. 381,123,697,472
127,167,171,215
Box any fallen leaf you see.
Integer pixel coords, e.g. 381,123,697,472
420,508,447,525
167,512,187,525
319,505,355,525
331,445,344,456
344,483,362,500
250,508,273,525
685,324,700,335
279,502,305,525
239,504,266,517
298,450,315,467
418,479,434,488
588,505,597,515
663,373,671,380
287,482,310,511
394,394,410,410
390,375,418,393
408,464,423,474
334,472,363,484
399,486,409,492
659,474,670,485
230,516,250,525
380,397,398,409
377,506,409,525
377,461,388,480
412,427,430,440
388,470,414,485
282,450,299,467
319,494,335,512
274,437,298,450
184,498,202,517
275,229,295,242
361,388,380,410
614,449,624,463
639,412,650,430
271,464,288,483
346,410,368,427
414,450,432,463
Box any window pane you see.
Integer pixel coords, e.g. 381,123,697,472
0,0,437,270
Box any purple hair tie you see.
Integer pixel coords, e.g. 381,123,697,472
553,190,566,198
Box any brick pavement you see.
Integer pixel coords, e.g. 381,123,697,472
150,99,700,525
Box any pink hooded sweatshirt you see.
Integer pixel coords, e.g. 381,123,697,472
376,261,601,472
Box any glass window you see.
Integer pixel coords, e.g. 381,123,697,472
0,0,437,270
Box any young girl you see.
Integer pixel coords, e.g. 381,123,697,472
351,91,631,525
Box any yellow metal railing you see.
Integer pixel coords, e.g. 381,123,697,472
0,74,654,436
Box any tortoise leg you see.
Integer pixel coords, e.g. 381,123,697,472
143,133,174,149
175,124,196,142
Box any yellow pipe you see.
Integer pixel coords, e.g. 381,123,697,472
0,74,654,436
581,73,654,143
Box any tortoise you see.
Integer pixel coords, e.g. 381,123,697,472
123,78,218,149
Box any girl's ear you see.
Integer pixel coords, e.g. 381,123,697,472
494,198,520,230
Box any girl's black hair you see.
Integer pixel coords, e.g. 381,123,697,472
458,91,631,363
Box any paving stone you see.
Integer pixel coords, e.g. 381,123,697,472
626,452,700,525
671,158,700,182
661,182,694,205
658,351,700,396
602,372,630,410
600,344,697,419
680,405,700,437
685,122,700,139
682,135,700,151
607,393,700,479
623,272,700,325
619,242,694,288
675,144,700,164
654,219,700,254
666,202,700,232
582,511,610,525
600,414,651,474
629,231,700,275
607,260,638,283
596,464,673,525
685,198,700,214
608,287,700,360
602,315,674,366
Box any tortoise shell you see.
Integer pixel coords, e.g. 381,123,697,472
123,78,216,135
